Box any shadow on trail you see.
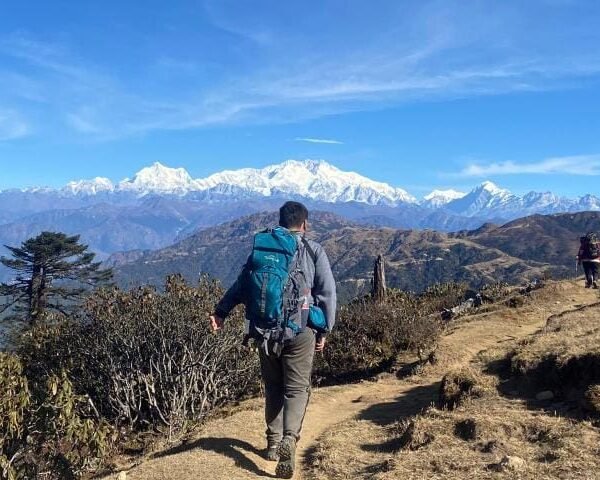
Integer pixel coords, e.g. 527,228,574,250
152,437,275,478
358,383,439,454
358,383,439,427
303,382,440,471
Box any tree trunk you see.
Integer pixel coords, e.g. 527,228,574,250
29,263,46,325
372,255,387,302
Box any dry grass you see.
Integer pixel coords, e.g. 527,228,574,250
508,303,600,416
306,282,600,480
438,367,494,410
108,279,600,480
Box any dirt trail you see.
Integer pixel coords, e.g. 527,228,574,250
113,281,598,480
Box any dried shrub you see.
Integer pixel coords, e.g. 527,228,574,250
316,283,468,381
395,419,435,451
0,353,30,480
18,275,260,434
439,368,485,410
419,282,469,312
506,295,527,308
584,385,600,415
479,282,512,303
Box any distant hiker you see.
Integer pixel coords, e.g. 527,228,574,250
209,201,337,478
577,232,600,289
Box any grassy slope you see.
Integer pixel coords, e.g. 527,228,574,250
307,282,600,480
104,279,599,480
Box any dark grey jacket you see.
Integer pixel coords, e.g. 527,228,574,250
214,233,337,333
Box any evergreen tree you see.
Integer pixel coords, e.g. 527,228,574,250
0,232,112,325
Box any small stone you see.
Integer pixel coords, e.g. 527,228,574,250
536,390,554,401
117,472,127,480
499,455,526,472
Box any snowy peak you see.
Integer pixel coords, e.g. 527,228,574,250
62,177,114,195
55,160,416,205
478,180,510,196
46,163,600,218
196,159,417,205
444,180,516,217
118,162,196,194
422,189,466,208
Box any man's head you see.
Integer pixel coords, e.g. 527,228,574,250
279,201,309,232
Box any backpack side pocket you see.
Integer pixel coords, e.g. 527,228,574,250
307,305,328,334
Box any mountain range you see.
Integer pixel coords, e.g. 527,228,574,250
110,210,600,301
1,160,599,283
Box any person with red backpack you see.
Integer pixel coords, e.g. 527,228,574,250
577,232,600,289
209,201,336,479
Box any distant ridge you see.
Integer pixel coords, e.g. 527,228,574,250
1,160,600,278
8,160,600,217
110,210,600,300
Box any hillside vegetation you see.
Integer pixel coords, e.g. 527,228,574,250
1,267,472,479
111,211,600,299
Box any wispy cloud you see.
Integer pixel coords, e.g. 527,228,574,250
0,109,30,141
457,154,600,177
294,137,343,145
1,0,600,141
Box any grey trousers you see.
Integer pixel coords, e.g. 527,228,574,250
582,261,599,285
259,329,316,443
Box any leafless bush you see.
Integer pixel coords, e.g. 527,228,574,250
316,283,467,380
18,275,260,434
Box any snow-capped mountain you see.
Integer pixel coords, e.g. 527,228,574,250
422,189,466,208
7,160,600,227
195,160,416,205
53,160,418,206
63,177,115,195
445,181,600,218
3,160,600,283
118,163,198,195
445,181,516,217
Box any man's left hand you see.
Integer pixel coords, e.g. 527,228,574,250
315,336,326,352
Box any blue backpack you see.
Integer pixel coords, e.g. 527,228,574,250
243,227,326,355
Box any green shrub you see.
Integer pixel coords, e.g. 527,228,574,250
0,353,111,480
0,353,30,480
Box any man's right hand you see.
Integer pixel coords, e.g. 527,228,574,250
209,314,224,332
315,335,326,352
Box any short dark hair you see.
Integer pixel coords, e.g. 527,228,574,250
279,201,309,229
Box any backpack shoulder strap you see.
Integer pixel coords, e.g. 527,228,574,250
301,237,317,265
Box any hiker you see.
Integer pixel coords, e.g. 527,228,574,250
577,232,600,289
209,201,336,478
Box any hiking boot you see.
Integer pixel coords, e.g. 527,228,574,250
275,436,296,478
593,282,599,290
265,441,280,462
585,282,592,288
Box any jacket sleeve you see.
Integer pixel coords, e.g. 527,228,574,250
312,245,337,332
214,261,248,320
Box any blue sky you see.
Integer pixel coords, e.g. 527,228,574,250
0,0,600,197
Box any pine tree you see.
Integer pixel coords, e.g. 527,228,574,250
0,232,112,325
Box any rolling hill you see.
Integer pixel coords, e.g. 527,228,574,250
110,211,600,300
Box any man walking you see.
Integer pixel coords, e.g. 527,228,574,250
577,232,600,289
209,201,337,478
